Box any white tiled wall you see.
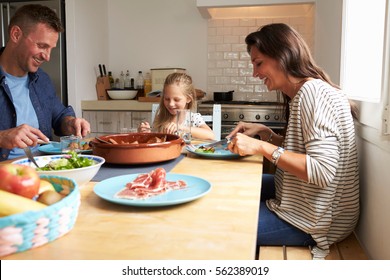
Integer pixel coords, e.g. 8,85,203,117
207,14,314,102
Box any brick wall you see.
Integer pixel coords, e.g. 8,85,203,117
206,14,314,102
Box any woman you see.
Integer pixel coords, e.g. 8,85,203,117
227,23,359,259
139,72,215,140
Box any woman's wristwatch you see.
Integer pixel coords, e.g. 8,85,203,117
271,147,285,165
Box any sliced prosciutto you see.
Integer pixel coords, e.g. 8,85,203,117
115,168,187,200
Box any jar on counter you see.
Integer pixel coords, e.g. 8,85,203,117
144,72,152,95
136,71,144,97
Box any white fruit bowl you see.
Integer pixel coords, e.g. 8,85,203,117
12,154,105,186
107,89,137,100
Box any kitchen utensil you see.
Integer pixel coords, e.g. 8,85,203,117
23,147,40,168
102,64,107,76
95,137,112,144
98,64,103,77
201,136,235,148
213,90,234,102
90,133,185,164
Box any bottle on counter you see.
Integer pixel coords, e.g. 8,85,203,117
118,71,125,89
108,71,115,88
124,70,131,89
144,72,152,96
136,71,144,97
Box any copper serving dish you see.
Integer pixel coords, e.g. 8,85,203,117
90,133,185,164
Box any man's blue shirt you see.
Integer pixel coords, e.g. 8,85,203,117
0,67,75,161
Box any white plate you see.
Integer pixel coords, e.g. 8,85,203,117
93,173,211,207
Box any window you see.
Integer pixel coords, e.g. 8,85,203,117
340,0,387,103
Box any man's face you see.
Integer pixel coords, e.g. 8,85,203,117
15,23,58,75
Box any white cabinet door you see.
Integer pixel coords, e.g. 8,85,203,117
95,111,120,133
118,112,133,131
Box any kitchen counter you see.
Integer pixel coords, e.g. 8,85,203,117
81,100,155,111
1,151,263,260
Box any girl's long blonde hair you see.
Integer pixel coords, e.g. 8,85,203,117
153,73,197,132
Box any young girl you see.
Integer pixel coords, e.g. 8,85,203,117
138,73,215,140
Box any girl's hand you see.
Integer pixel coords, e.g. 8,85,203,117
138,121,151,132
162,122,177,134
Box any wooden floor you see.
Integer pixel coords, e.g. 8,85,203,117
258,233,368,260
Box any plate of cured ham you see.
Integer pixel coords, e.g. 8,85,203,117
186,144,242,159
93,168,211,207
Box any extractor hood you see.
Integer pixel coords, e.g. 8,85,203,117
197,0,315,19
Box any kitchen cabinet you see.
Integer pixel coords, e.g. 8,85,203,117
81,101,154,137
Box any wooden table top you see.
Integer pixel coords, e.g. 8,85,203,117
1,152,263,260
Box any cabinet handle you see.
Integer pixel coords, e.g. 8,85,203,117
98,121,113,125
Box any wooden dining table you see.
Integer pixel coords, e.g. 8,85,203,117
1,150,263,260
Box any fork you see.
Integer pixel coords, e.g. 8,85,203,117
23,147,40,168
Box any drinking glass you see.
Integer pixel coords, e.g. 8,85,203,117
60,135,81,153
176,109,192,144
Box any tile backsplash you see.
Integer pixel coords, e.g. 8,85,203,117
206,14,314,102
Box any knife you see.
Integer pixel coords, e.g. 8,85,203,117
201,136,235,148
98,64,103,77
102,64,107,76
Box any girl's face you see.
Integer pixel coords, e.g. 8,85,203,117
163,84,190,115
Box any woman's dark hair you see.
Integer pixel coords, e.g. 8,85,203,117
245,23,357,121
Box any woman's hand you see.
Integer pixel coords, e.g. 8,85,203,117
227,121,272,139
227,132,264,156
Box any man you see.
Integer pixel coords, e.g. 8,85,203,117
0,4,90,161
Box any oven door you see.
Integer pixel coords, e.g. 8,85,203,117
219,122,285,139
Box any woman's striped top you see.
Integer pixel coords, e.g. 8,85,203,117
266,79,360,259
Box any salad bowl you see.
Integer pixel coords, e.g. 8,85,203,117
12,153,105,186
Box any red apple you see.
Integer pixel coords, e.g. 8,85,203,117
0,164,40,199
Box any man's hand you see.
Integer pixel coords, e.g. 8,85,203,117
0,124,49,149
62,116,91,137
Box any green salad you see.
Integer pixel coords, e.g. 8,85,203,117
37,151,94,171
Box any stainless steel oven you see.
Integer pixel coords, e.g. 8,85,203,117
198,101,286,138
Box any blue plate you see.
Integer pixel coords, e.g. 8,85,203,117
93,173,211,207
38,142,92,154
186,144,242,159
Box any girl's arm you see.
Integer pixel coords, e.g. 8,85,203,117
190,124,215,140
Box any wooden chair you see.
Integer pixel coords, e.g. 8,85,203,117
151,103,222,140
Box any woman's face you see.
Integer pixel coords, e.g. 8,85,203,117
163,84,190,115
249,46,286,92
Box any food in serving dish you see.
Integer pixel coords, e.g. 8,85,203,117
37,151,94,171
115,167,186,200
12,153,105,186
67,142,91,151
107,135,166,145
90,133,185,164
